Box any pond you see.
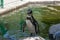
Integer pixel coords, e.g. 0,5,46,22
0,5,60,40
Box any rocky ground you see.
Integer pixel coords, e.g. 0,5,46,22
19,36,45,40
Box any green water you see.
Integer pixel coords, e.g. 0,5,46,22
0,6,60,39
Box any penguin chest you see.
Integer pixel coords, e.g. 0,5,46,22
26,20,35,33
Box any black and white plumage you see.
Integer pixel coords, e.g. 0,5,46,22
23,15,39,36
26,15,36,34
25,15,39,36
23,9,39,36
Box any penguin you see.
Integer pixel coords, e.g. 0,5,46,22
26,15,36,36
23,9,39,36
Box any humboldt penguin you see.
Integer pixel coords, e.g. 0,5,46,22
23,9,39,36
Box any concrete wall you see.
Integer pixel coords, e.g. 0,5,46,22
4,0,18,4
28,0,54,2
4,0,24,8
4,0,54,4
3,0,60,8
0,0,60,15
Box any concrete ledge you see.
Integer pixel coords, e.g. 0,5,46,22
0,1,60,16
0,2,29,16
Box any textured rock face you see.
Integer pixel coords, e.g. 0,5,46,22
19,36,45,40
49,24,60,40
49,24,60,34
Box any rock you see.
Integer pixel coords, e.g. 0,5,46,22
49,24,60,39
49,24,60,35
19,36,45,40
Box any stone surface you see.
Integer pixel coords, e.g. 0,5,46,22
19,36,45,40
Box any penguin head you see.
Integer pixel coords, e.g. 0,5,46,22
27,9,33,16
